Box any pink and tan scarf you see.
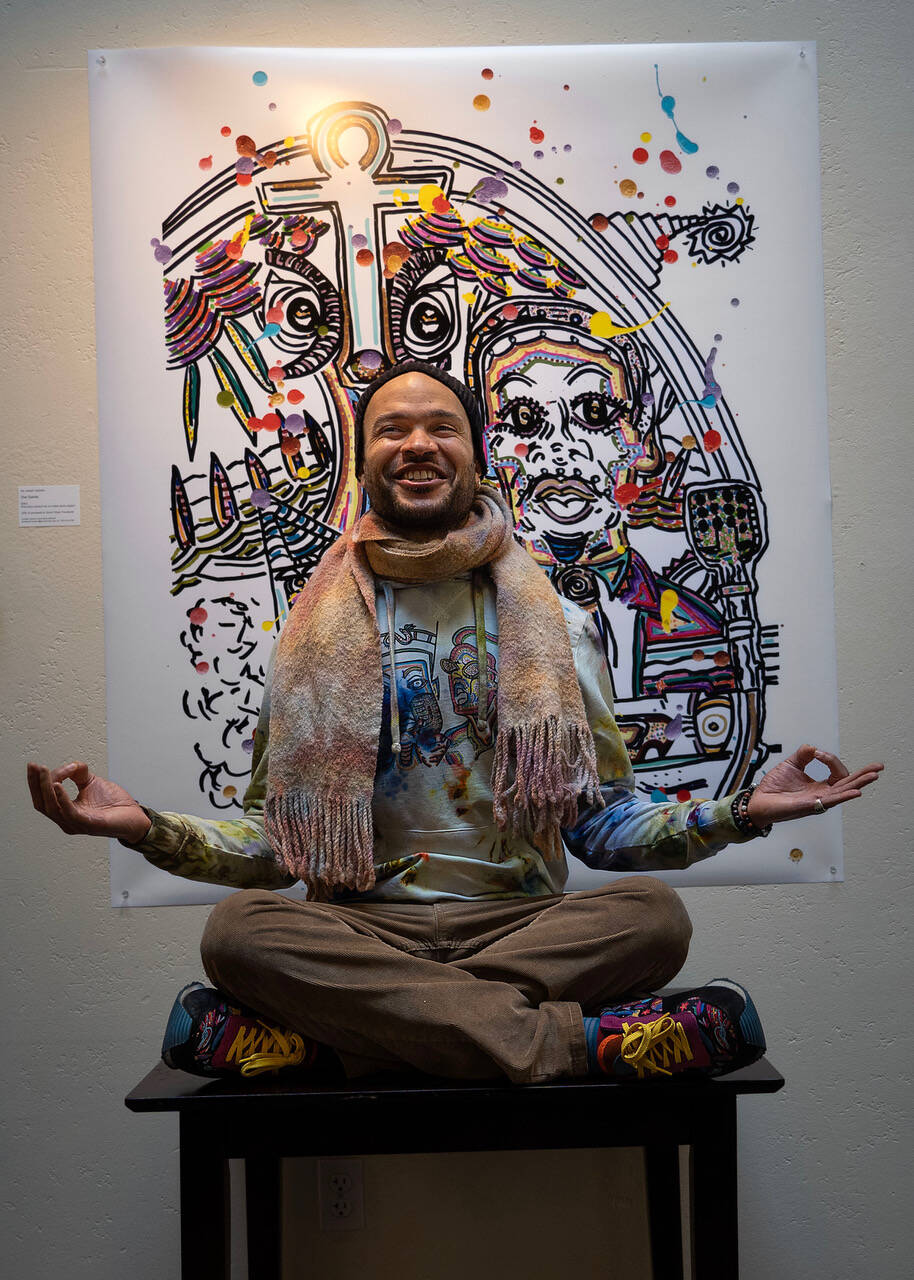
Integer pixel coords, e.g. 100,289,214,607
264,488,601,896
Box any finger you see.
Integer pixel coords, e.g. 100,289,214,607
786,744,817,770
812,749,849,782
53,782,91,834
820,789,862,810
26,763,46,813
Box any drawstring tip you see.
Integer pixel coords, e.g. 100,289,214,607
392,742,402,755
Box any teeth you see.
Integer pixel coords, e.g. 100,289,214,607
403,469,439,481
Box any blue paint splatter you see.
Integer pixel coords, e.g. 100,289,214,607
654,65,699,154
252,70,268,87
245,322,281,350
678,345,721,410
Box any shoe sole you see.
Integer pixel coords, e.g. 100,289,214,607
161,981,206,1069
707,978,766,1055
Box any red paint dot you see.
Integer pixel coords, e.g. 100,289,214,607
266,305,284,324
261,412,281,432
614,482,640,507
188,607,208,624
664,195,677,207
287,389,304,405
195,661,210,674
692,650,706,662
225,240,243,259
530,126,545,144
703,429,722,452
220,126,232,137
676,788,692,802
355,248,375,266
481,67,494,80
632,147,649,164
280,435,300,456
431,194,451,214
513,442,528,458
590,213,609,232
268,364,285,381
199,155,213,171
235,172,253,186
663,249,678,264
659,150,682,174
563,84,570,91
247,416,263,432
502,303,519,321
655,234,670,250
713,651,730,667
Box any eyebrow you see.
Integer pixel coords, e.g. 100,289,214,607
492,371,534,392
565,362,613,385
369,408,468,429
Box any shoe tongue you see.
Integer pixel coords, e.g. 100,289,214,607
599,1010,712,1070
210,1012,262,1070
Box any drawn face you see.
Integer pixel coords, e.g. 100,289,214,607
360,372,479,533
483,338,646,550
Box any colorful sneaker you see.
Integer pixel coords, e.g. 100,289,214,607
596,979,766,1080
161,982,317,1078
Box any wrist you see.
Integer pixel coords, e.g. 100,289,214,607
731,786,772,837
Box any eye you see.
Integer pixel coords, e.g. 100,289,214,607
262,253,343,376
570,391,628,430
499,395,546,437
389,249,459,362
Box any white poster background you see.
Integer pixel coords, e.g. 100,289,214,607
89,43,841,905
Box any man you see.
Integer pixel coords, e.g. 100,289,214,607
27,361,882,1084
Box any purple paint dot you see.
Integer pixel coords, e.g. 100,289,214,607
360,350,383,370
641,392,655,406
551,146,557,154
512,160,523,169
730,297,740,307
706,165,719,179
727,181,740,194
283,413,305,435
533,150,544,160
387,119,402,135
714,333,722,342
352,233,368,249
268,102,277,111
563,143,572,152
250,489,272,509
153,244,172,265
236,157,255,174
150,237,160,247
241,738,255,754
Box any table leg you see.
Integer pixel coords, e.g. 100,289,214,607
245,1156,282,1280
645,1143,684,1279
179,1112,230,1280
690,1094,739,1279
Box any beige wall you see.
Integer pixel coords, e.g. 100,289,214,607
3,3,912,1277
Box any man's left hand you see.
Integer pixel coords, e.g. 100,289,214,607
746,745,883,829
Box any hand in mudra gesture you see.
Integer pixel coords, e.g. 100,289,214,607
746,745,883,829
26,760,151,843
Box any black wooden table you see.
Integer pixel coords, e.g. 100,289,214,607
126,1057,783,1280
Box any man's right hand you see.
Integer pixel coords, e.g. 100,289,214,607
26,761,151,843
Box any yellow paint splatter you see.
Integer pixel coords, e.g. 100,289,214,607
223,786,237,799
619,178,638,197
682,434,697,450
297,466,311,479
418,183,447,213
660,588,679,634
261,619,276,632
789,848,804,862
268,392,285,406
589,301,671,340
735,197,744,205
283,136,295,148
640,131,652,142
473,94,491,111
462,291,477,305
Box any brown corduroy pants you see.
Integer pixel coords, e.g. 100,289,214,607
201,876,692,1084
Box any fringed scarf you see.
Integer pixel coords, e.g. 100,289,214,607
264,488,602,897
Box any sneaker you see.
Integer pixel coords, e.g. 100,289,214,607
596,979,766,1080
161,982,317,1078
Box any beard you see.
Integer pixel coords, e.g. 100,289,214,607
361,464,479,535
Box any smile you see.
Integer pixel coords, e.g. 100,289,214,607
394,467,447,490
527,476,601,524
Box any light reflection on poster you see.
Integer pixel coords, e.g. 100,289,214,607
89,43,841,904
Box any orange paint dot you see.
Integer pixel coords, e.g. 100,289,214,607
431,194,451,214
663,249,679,264
590,213,609,232
692,650,706,662
355,248,375,266
235,173,253,186
619,178,637,198
290,228,309,247
268,364,285,381
199,155,213,170
502,303,519,321
280,436,300,455
530,125,545,144
656,234,670,250
481,68,494,80
473,94,491,111
261,412,281,432
261,151,277,168
223,786,237,799
703,429,722,452
236,135,257,157
247,416,263,432
266,306,284,324
614,482,640,507
220,126,232,137
287,389,304,405
713,651,730,667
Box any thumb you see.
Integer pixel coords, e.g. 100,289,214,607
62,761,93,791
788,744,817,770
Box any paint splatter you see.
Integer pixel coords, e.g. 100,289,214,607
654,65,699,154
222,785,238,799
530,125,545,144
659,150,682,175
387,119,402,135
703,429,722,452
198,155,213,171
287,389,304,405
351,233,368,249
195,661,210,674
152,241,173,265
727,181,740,194
356,248,374,267
418,183,450,214
241,738,255,754
789,848,804,863
220,125,232,137
236,157,255,175
633,147,649,164
236,134,257,158
188,607,208,624
502,303,519,321
706,165,719,179
590,213,609,232
660,588,679,633
619,178,638,197
650,788,667,803
260,411,281,432
482,68,494,80
250,489,272,509
235,173,252,187
664,195,676,207
713,651,730,667
252,71,268,87
676,788,691,802
533,150,544,160
266,305,284,324
663,249,678,263
473,94,491,111
268,102,277,111
730,297,740,307
297,466,311,479
590,301,670,340
216,390,235,408
692,649,705,662
268,365,284,382
563,144,572,152
283,412,305,435
614,482,639,507
682,434,697,450
471,175,509,204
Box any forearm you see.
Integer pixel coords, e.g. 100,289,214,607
120,806,296,890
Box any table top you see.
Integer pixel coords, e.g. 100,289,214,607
127,1057,785,1114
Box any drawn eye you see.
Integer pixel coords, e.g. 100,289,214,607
261,257,343,376
389,250,459,362
570,391,627,430
500,396,546,437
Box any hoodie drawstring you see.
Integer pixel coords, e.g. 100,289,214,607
472,570,489,736
382,581,401,755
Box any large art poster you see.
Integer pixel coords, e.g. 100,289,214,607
89,43,841,906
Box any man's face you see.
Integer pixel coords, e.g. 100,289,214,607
359,372,479,533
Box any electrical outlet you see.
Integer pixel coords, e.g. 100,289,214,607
318,1158,364,1231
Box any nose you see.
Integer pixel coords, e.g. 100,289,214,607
402,424,439,455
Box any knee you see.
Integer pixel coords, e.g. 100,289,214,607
200,888,275,980
626,876,692,968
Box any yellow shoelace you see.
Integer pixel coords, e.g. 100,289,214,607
223,1020,311,1077
620,1014,695,1078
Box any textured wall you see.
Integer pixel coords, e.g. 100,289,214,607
3,3,912,1277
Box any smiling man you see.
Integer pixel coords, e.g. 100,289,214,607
28,359,882,1084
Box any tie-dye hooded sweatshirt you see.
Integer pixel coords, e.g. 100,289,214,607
125,574,753,899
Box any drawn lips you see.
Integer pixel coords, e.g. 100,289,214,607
528,476,601,524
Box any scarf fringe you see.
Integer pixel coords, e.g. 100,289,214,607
265,791,376,897
492,716,603,859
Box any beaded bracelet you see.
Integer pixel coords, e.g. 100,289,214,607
731,785,772,837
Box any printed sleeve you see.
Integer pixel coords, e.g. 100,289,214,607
118,645,298,890
565,615,754,871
